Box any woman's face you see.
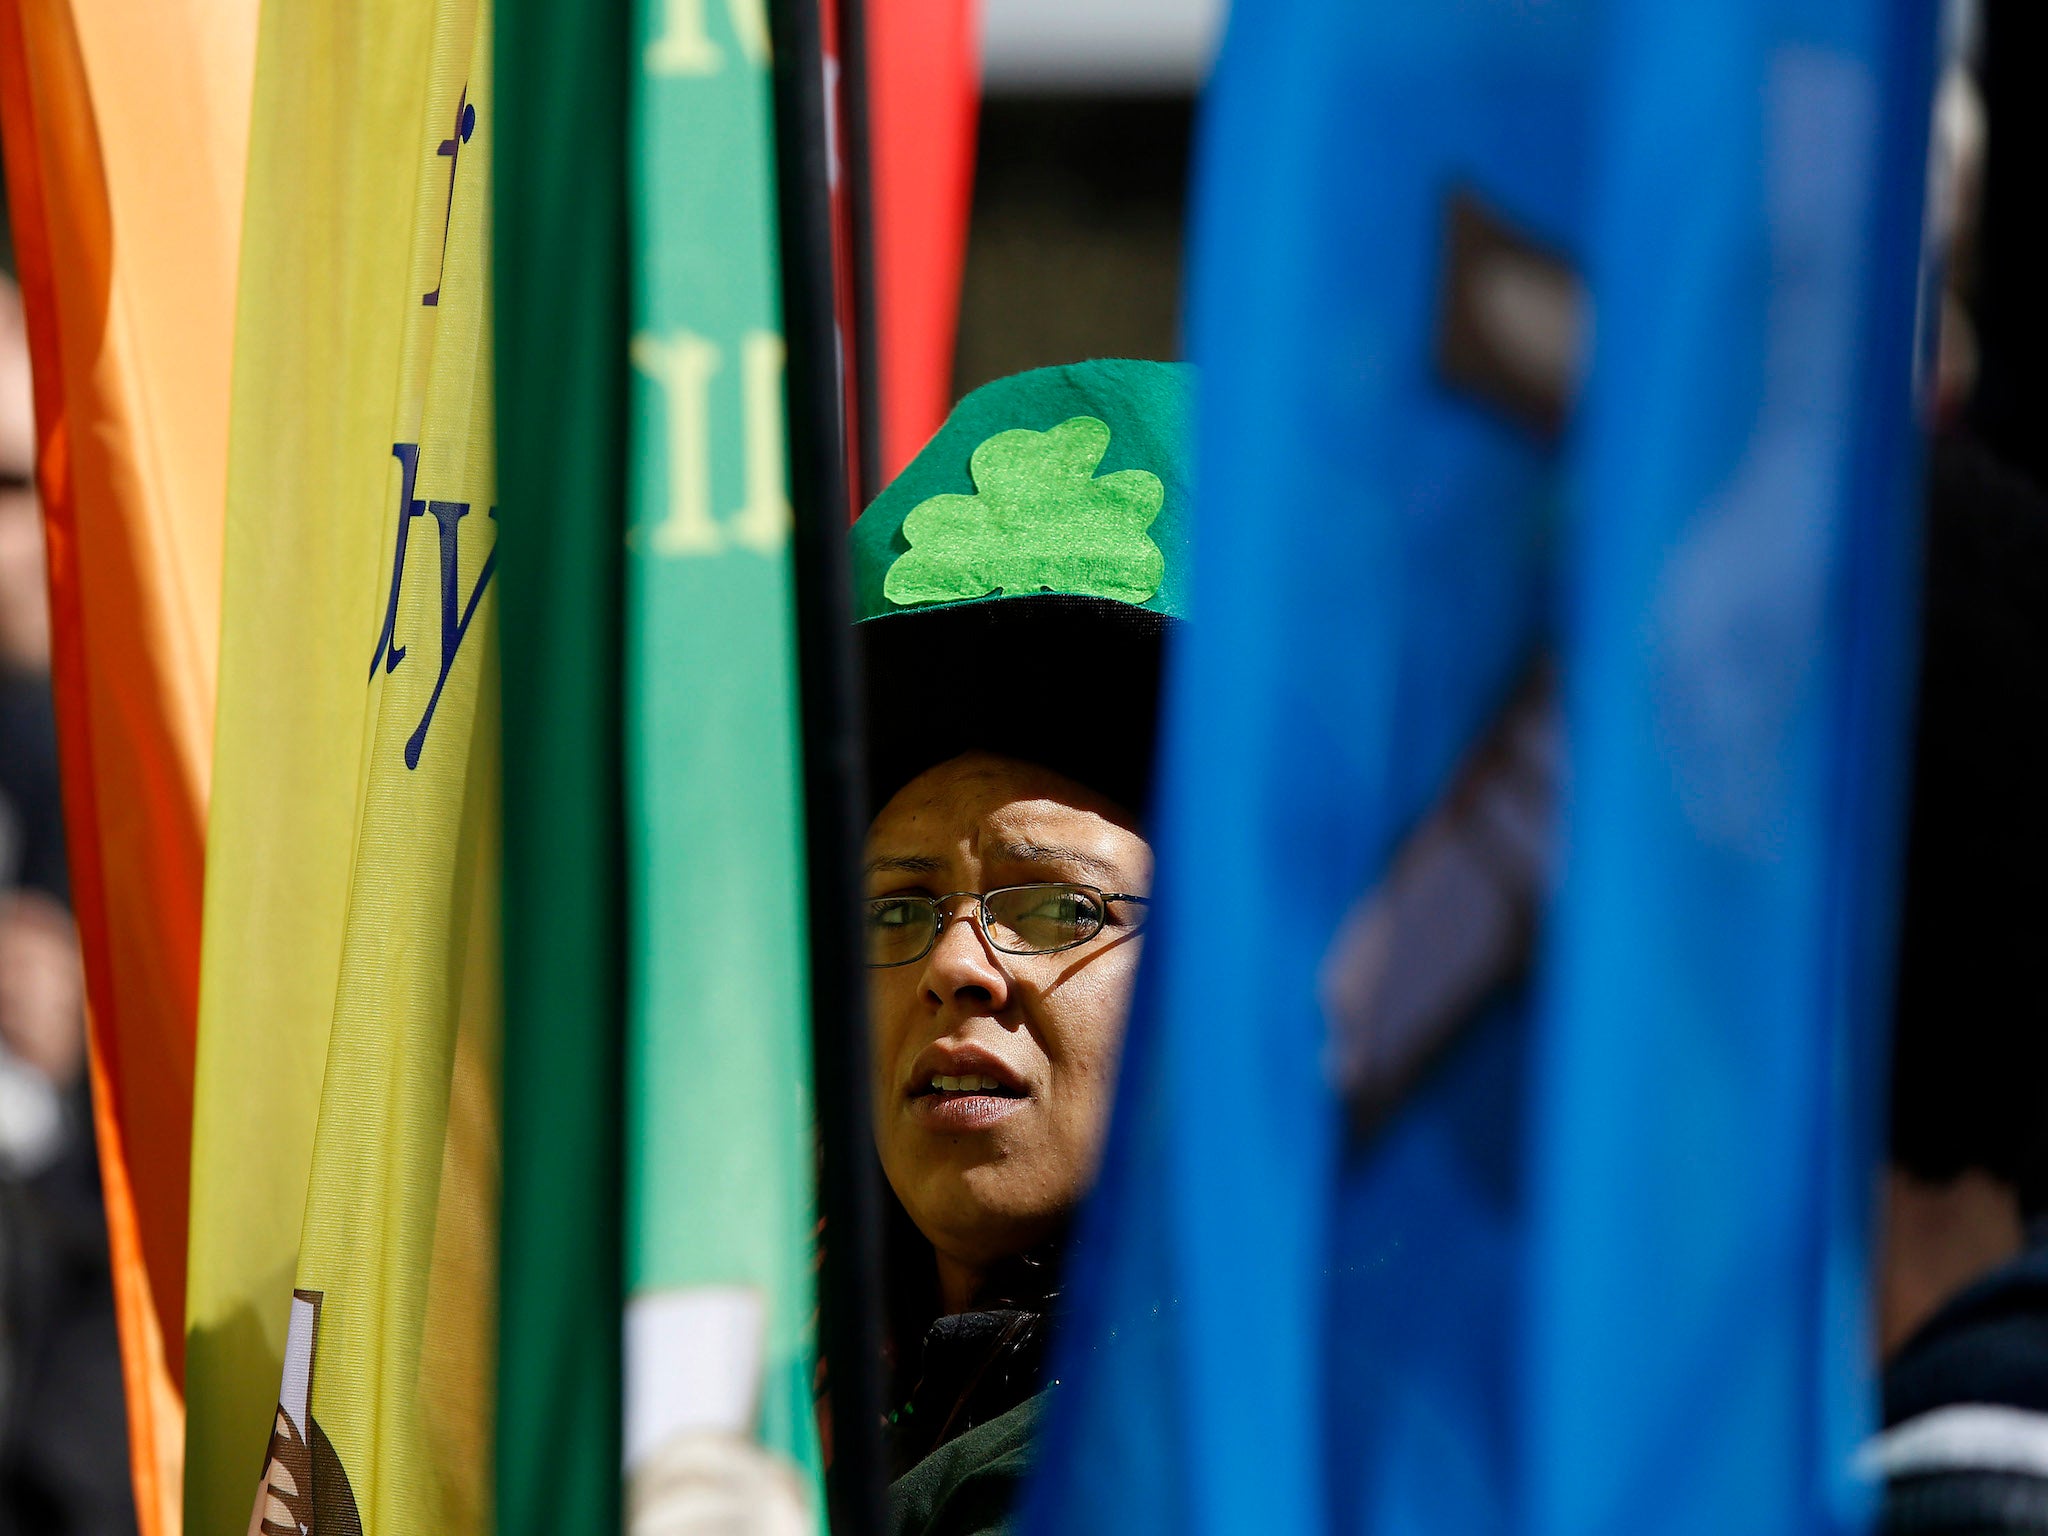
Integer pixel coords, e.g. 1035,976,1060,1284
865,751,1152,1294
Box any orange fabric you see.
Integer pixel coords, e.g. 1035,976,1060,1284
0,2,253,1533
867,0,979,479
85,1034,184,1536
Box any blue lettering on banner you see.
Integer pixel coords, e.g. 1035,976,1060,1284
370,442,424,679
370,441,497,769
423,86,477,308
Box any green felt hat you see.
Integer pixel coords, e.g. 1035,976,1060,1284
852,359,1192,815
851,358,1192,623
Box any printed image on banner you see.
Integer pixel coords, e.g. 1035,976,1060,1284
622,0,822,1527
248,3,503,1534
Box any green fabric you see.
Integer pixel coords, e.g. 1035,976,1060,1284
889,1395,1046,1536
853,359,1194,622
884,417,1165,606
493,0,630,1530
623,0,823,1498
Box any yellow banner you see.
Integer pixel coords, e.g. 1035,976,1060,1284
190,3,500,1534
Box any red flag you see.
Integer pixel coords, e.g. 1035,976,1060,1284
866,0,980,480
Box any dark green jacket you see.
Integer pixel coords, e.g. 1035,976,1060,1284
888,1393,1043,1536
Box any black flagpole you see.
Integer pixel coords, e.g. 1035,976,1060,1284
765,0,888,1531
838,0,885,505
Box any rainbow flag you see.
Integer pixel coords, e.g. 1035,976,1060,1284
4,0,961,1526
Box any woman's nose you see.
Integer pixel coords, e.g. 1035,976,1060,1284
921,901,1010,1010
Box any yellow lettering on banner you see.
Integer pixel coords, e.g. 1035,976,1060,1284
633,330,723,555
633,328,790,558
728,0,771,68
730,331,791,554
644,0,769,75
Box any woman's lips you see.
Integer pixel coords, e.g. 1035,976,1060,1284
907,1069,1029,1132
907,1089,1028,1132
905,1043,1030,1130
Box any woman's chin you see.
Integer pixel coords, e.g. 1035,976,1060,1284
920,1188,1067,1282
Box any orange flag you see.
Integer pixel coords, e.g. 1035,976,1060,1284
0,4,255,1532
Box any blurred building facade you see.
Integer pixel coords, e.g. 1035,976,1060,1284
953,0,1212,397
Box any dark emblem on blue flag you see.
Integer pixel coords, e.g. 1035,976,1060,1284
1321,667,1560,1140
1436,192,1588,440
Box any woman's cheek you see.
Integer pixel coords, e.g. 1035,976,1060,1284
1040,986,1124,1126
866,980,911,1116
1054,961,1140,1154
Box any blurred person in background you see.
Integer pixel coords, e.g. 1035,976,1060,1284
1866,428,2048,1535
1859,7,2048,1527
1,268,135,1536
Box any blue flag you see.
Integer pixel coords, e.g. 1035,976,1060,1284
1528,2,1938,1529
1021,0,1937,1531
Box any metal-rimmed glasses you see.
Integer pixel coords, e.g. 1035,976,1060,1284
863,882,1151,968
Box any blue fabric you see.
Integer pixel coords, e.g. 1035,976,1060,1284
1527,4,1938,1533
1020,0,1938,1533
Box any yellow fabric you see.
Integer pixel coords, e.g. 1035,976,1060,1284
186,1,501,1532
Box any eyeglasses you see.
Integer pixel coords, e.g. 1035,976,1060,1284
863,882,1151,969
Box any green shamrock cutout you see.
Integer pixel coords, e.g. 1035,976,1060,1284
883,415,1166,607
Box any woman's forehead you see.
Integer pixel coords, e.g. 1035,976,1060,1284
875,752,1127,824
869,796,1128,858
865,757,1149,874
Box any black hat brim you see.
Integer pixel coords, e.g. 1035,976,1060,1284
858,594,1172,822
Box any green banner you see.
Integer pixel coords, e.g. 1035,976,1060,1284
493,0,630,1531
622,0,823,1523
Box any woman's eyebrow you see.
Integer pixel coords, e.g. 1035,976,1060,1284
990,839,1122,884
864,853,946,877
